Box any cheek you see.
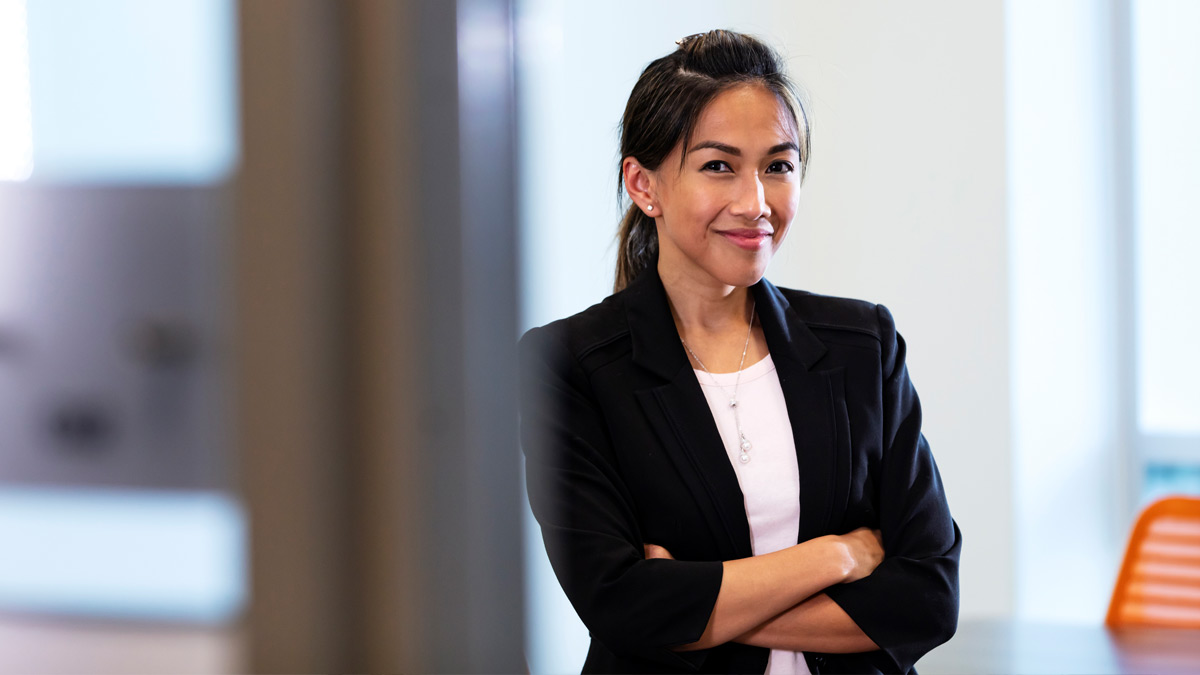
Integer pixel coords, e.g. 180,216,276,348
768,185,799,218
677,194,724,235
770,190,799,242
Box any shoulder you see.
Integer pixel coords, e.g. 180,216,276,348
518,290,633,372
781,287,880,332
771,283,904,376
775,285,897,339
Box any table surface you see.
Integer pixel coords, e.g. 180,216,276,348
915,618,1200,675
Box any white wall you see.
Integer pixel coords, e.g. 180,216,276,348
1007,0,1125,622
518,1,1011,670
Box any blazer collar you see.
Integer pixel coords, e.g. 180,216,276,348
624,264,828,379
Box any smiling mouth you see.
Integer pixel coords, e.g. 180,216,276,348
717,229,773,250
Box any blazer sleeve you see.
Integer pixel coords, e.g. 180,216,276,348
822,304,962,672
519,325,724,671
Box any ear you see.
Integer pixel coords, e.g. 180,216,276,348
622,157,658,217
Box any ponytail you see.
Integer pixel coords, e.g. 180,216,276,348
614,205,658,292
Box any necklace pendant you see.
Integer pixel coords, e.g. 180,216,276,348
739,452,750,463
729,397,738,408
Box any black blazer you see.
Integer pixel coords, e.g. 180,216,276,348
519,265,961,674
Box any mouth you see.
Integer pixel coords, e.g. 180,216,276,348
716,228,774,250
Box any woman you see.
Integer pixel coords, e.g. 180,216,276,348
520,30,960,674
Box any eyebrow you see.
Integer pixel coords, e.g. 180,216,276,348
687,140,800,156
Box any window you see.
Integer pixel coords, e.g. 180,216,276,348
1131,0,1200,502
20,0,237,183
0,0,32,181
0,0,243,623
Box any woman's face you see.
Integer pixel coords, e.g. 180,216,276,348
648,84,801,291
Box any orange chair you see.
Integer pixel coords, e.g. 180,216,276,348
1107,496,1200,628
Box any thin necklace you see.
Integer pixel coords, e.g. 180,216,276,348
680,300,756,464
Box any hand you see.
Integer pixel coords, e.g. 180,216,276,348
643,543,675,560
838,527,884,583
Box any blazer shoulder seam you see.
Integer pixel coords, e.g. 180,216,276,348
776,288,884,343
803,321,883,343
577,328,631,363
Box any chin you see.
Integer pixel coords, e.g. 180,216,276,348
717,264,769,289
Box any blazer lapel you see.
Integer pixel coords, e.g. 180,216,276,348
625,269,753,560
751,280,847,542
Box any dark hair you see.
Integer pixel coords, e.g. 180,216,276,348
614,30,810,292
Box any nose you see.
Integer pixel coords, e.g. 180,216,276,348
730,171,770,221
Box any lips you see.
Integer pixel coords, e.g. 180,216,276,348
717,228,773,250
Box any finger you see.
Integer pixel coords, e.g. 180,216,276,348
643,543,675,560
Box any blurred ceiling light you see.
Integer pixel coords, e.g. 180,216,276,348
0,0,33,181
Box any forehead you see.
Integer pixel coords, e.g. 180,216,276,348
692,84,798,148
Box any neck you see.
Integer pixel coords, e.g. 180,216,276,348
658,263,754,336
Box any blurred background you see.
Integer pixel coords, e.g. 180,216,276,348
0,0,1196,672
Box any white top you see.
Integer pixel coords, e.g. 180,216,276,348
694,354,811,675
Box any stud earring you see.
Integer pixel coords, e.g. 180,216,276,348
646,204,654,212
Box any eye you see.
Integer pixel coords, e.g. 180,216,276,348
701,160,732,173
767,160,795,174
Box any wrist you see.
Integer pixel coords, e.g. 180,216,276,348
818,535,854,583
